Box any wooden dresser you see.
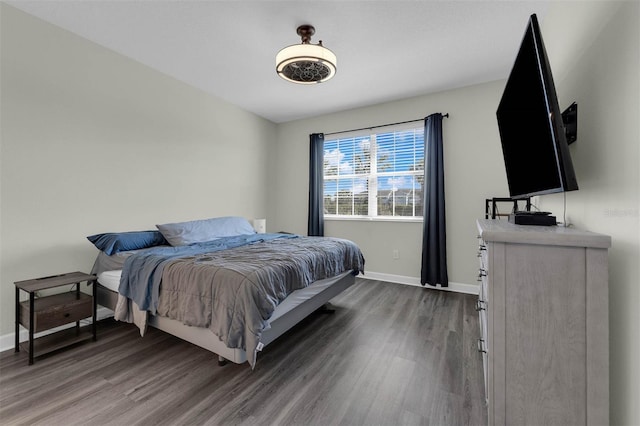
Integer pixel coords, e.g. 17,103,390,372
476,219,610,425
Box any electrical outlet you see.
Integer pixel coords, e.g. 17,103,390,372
393,249,399,259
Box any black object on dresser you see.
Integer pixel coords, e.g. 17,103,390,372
508,211,557,226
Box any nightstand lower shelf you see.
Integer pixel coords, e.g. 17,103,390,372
19,325,94,357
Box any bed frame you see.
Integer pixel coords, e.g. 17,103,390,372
96,271,356,365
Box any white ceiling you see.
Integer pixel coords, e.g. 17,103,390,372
8,0,552,123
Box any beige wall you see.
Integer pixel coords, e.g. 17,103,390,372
270,81,509,286
0,5,276,335
540,2,639,424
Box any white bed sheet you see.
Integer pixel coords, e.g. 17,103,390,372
97,270,121,292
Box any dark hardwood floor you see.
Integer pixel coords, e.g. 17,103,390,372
0,279,486,425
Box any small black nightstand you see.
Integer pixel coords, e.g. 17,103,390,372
14,271,97,365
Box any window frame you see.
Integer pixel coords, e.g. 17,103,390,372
322,124,425,222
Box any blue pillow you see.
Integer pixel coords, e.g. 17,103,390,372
156,216,256,246
87,230,168,255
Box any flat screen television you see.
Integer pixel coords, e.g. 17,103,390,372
496,13,578,200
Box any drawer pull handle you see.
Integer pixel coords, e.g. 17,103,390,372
64,313,70,318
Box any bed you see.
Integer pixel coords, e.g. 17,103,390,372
88,217,364,368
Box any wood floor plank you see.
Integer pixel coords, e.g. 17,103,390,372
0,279,486,425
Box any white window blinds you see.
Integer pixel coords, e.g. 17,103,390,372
323,126,425,219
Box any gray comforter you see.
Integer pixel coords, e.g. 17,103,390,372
116,235,364,367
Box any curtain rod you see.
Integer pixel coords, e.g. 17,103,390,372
323,113,449,137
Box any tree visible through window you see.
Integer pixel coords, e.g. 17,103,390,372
323,127,425,218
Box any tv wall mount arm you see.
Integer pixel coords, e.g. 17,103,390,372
562,102,577,145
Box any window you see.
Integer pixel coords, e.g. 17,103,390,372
323,126,425,219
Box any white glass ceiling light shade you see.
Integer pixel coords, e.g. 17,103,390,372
276,25,337,84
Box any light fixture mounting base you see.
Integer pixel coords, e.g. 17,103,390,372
296,25,315,43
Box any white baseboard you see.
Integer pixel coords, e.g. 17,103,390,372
359,271,479,295
0,307,113,353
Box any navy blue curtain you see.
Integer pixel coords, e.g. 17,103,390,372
308,133,324,236
421,113,448,287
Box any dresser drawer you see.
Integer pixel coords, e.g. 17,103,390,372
477,284,488,361
20,292,93,333
478,238,488,279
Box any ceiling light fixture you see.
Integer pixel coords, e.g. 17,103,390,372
276,25,337,84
